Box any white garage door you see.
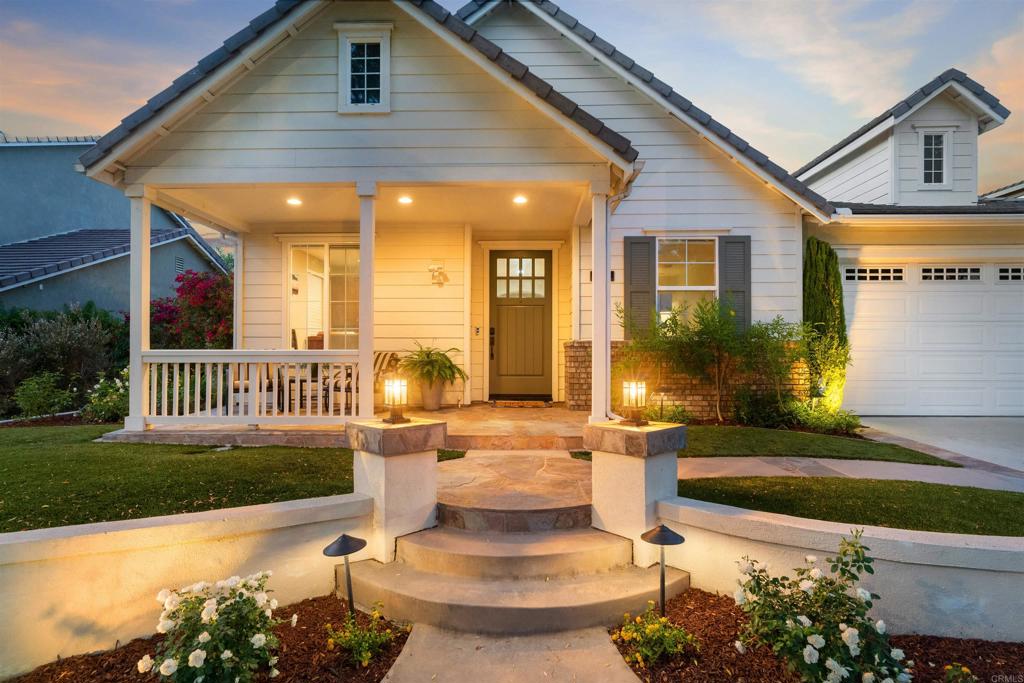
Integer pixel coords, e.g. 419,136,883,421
842,262,1024,416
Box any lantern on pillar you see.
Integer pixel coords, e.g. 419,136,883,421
620,380,648,426
382,376,409,424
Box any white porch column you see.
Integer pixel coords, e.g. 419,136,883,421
590,192,609,423
233,235,244,349
357,182,377,418
125,188,152,431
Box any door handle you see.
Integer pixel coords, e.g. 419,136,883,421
489,326,495,360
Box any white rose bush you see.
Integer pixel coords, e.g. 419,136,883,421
733,531,914,683
137,570,294,682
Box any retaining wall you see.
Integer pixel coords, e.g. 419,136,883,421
658,497,1024,642
0,494,374,678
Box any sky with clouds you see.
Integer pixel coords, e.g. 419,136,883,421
1,0,1020,189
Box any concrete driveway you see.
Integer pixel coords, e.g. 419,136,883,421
861,417,1024,472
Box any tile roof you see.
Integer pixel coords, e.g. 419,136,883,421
0,226,226,289
80,0,638,170
833,201,1024,216
457,0,833,217
794,68,1012,178
0,134,100,145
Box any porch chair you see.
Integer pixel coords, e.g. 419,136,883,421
321,351,400,416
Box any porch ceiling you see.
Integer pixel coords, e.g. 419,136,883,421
157,183,587,234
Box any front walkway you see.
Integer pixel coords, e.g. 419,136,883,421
862,417,1024,473
679,456,1024,493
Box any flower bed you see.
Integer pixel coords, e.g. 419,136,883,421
611,589,1024,683
10,596,407,683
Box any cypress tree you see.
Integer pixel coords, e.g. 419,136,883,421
803,236,850,412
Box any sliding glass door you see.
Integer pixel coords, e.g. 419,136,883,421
288,243,359,350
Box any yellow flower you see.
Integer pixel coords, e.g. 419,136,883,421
635,616,642,624
945,665,952,671
326,639,335,651
962,667,971,673
660,617,668,624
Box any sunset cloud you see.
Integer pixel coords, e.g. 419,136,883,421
971,24,1024,191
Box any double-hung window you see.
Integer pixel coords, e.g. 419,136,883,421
656,238,717,320
335,22,392,114
922,133,945,185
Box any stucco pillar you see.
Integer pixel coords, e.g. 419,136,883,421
584,421,687,567
357,182,376,418
590,192,609,423
346,418,446,562
125,189,152,432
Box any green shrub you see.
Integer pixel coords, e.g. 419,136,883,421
668,297,743,423
14,372,75,417
136,570,289,681
326,603,397,669
792,402,861,435
81,368,129,423
735,531,912,683
612,600,699,671
741,317,807,409
644,404,694,424
734,388,798,429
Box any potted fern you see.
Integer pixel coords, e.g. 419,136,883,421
398,343,468,411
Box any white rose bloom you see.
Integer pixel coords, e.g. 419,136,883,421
137,655,154,673
221,650,234,660
291,614,298,627
863,674,875,683
269,657,279,666
157,619,175,634
159,658,178,676
733,588,746,605
264,570,274,577
797,615,812,628
805,555,817,563
255,592,269,607
247,579,259,589
807,634,825,649
810,567,823,580
251,633,267,648
857,587,872,602
882,679,894,683
786,619,795,629
226,576,241,588
201,605,217,623
156,589,171,604
896,674,911,683
269,669,280,679
163,594,180,611
198,631,211,643
266,608,273,618
839,623,848,631
803,644,820,664
188,649,207,668
825,658,850,679
192,581,209,593
875,620,887,634
204,598,218,608
841,628,860,649
738,561,754,575
799,579,815,593
734,640,746,654
890,648,905,661
270,598,279,610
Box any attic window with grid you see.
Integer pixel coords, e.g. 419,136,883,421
997,266,1023,282
921,266,981,282
335,22,392,114
844,266,904,282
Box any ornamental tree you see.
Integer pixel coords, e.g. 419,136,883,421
151,270,233,349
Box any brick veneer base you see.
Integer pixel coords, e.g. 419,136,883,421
564,340,810,421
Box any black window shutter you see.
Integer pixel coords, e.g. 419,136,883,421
623,236,657,338
718,235,751,330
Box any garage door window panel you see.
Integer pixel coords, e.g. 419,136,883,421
998,266,1023,282
921,266,982,282
844,266,905,282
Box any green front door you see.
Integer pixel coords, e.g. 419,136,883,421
489,250,552,400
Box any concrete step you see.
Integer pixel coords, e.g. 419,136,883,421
396,528,632,579
347,560,690,635
436,501,591,532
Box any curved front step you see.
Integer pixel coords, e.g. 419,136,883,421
347,560,690,635
436,501,592,532
397,527,632,579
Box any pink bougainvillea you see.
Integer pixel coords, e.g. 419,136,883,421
151,270,233,349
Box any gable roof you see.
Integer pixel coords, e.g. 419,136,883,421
833,200,1024,216
80,0,638,176
982,178,1024,200
458,0,834,219
0,221,227,292
795,68,1011,179
0,134,100,146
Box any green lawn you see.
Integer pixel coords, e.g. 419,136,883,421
0,425,355,533
677,476,1024,536
683,426,956,467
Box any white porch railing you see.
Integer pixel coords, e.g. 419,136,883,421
141,350,362,425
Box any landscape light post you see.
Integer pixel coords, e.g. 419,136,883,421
323,533,367,618
641,524,685,616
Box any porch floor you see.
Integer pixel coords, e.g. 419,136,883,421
98,402,587,449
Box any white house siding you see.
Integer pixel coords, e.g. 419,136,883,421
806,135,891,203
476,4,805,340
242,223,469,407
125,1,608,185
894,93,979,206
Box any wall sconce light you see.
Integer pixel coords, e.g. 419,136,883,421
641,524,685,617
323,533,367,618
383,377,409,424
428,262,446,285
621,380,648,426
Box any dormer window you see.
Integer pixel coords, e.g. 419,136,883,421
922,133,945,185
335,22,392,114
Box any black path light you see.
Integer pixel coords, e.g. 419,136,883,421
324,533,367,618
641,524,685,617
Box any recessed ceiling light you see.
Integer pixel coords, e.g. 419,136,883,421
398,195,413,205
286,197,303,206
513,195,528,205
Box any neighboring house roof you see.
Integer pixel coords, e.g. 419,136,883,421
0,133,100,145
795,69,1011,179
457,0,834,218
981,179,1024,200
79,0,638,173
0,222,228,292
833,201,1024,216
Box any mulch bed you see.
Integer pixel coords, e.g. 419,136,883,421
612,588,1024,683
0,414,92,428
11,596,408,683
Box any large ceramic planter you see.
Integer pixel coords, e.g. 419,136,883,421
419,380,445,411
